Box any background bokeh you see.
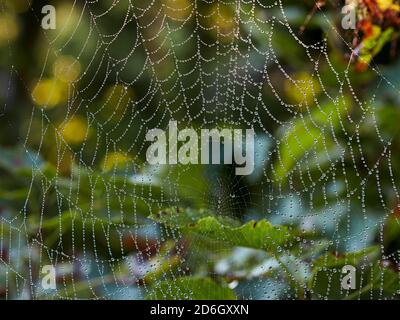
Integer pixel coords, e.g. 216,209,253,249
1,0,400,299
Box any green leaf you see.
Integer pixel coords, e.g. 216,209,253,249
147,277,236,300
344,262,400,300
190,217,293,251
312,246,379,270
273,97,350,182
358,27,394,66
309,246,381,299
150,208,294,252
150,207,239,228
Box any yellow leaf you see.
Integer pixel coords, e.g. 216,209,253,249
102,152,131,172
53,56,81,83
0,14,19,45
32,79,67,108
284,72,321,108
59,116,90,145
163,0,192,20
377,0,394,10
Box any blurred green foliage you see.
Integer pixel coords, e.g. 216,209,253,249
0,0,400,300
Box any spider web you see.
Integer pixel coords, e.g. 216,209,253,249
0,0,399,299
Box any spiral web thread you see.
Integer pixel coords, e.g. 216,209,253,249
0,0,399,299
